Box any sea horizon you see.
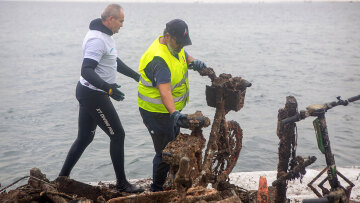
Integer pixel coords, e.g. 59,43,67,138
1,0,359,3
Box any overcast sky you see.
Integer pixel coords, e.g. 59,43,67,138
2,0,357,2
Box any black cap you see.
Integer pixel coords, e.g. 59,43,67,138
166,19,192,46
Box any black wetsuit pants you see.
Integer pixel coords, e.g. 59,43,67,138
139,107,180,192
59,82,127,183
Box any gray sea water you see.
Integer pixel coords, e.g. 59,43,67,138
1,1,360,188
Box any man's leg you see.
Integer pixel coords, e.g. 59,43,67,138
151,153,170,191
82,94,143,193
139,108,178,191
59,104,97,177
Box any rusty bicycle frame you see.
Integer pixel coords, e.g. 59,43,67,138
162,67,251,193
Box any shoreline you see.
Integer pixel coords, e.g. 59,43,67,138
89,166,360,202
230,166,360,202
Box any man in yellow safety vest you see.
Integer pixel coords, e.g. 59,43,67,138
137,19,207,192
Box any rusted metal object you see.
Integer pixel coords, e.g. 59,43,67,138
280,95,359,203
200,70,250,190
162,111,209,188
0,168,124,202
1,174,237,203
174,157,192,201
55,176,122,201
201,72,249,190
163,68,250,195
274,96,316,203
108,187,229,203
307,165,355,203
205,73,249,112
0,168,119,203
180,110,211,131
274,96,298,203
273,156,317,187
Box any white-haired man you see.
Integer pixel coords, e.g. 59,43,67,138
59,4,143,193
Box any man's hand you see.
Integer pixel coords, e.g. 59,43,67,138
188,59,206,71
170,111,188,128
103,83,125,101
108,83,125,101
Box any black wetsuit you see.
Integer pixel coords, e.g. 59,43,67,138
59,19,139,186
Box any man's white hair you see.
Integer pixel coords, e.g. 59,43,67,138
101,4,122,21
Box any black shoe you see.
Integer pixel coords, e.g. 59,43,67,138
150,183,163,192
116,183,144,193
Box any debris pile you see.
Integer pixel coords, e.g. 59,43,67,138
0,168,123,202
0,67,253,203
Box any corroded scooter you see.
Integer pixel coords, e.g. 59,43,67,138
281,95,360,203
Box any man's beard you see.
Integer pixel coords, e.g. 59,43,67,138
167,43,180,56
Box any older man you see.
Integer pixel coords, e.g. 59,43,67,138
59,4,143,193
138,19,207,192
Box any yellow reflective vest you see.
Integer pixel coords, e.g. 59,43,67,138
138,36,189,113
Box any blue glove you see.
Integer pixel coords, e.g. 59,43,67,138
188,59,206,71
102,83,125,101
170,111,187,128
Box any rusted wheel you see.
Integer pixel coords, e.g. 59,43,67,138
212,120,243,177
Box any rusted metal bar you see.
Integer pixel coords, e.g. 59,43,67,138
274,96,298,203
337,170,355,202
201,87,226,187
308,167,328,198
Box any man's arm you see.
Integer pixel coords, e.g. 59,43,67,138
116,57,140,82
81,58,105,88
157,83,176,114
158,82,188,130
143,57,174,113
81,58,124,101
81,38,124,100
186,52,207,71
143,57,179,114
186,53,194,64
81,38,107,89
152,59,187,128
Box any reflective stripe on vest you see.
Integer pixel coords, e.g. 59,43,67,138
138,91,189,105
139,71,188,91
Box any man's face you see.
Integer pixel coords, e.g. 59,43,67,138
167,35,183,55
110,9,124,34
